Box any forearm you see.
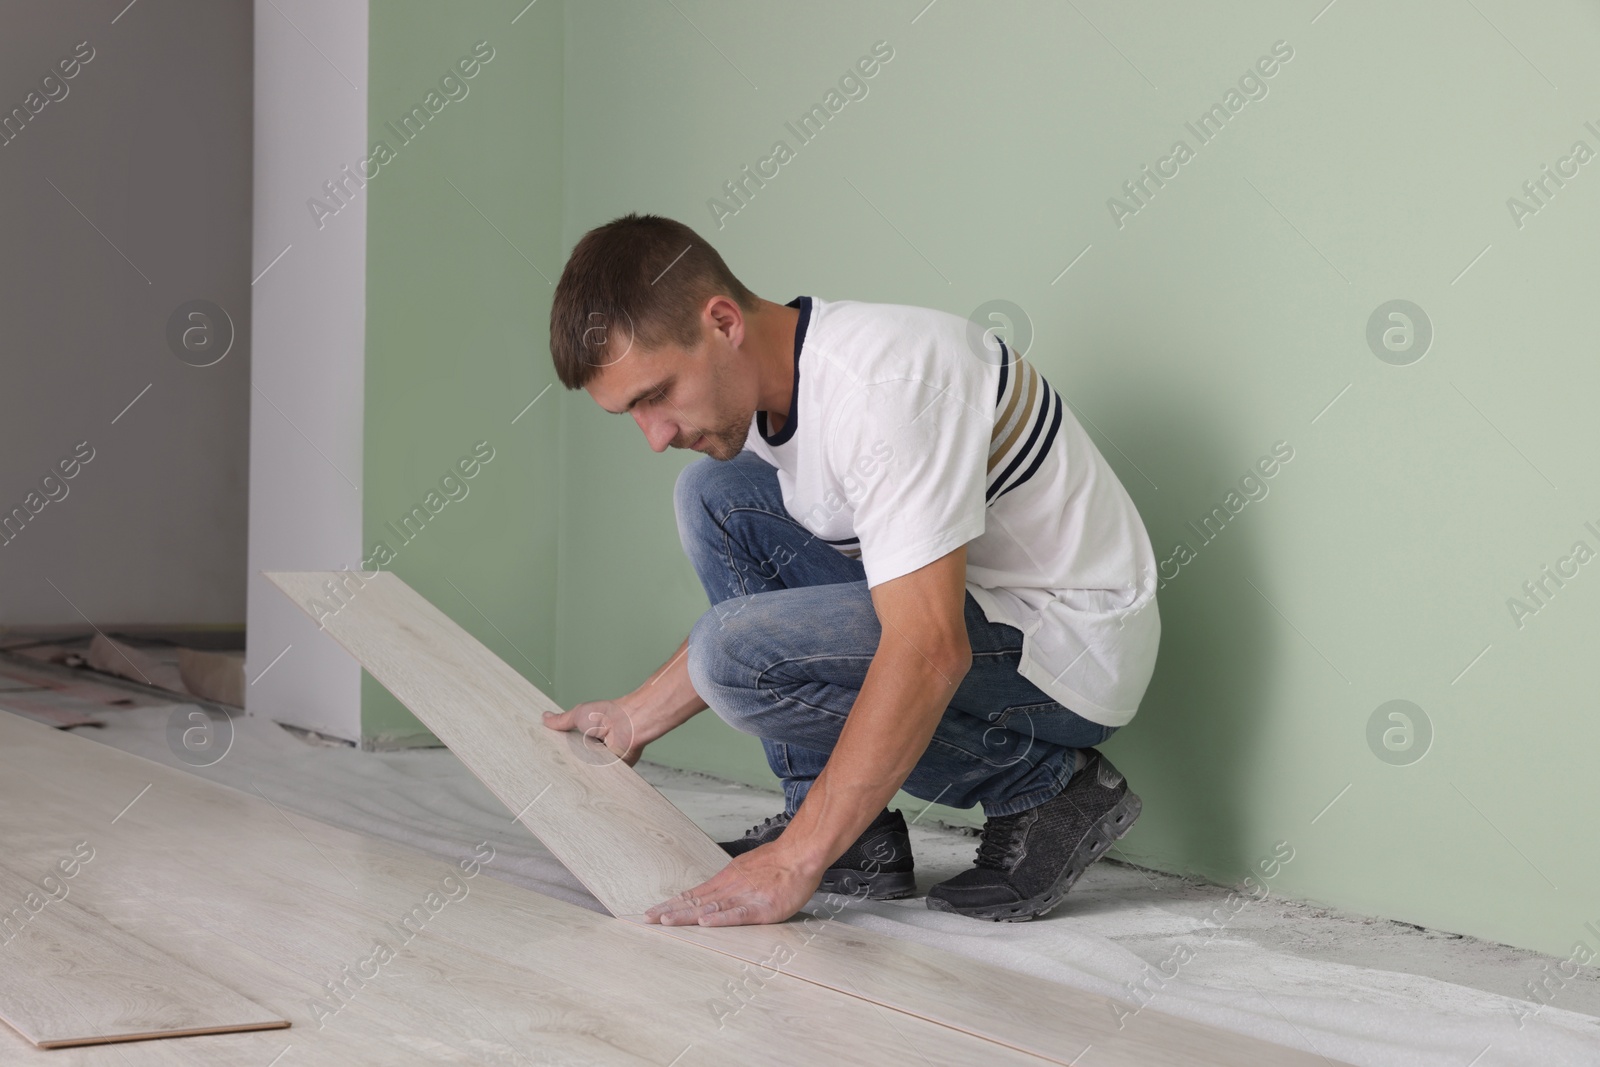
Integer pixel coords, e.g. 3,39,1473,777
782,641,970,872
620,636,708,738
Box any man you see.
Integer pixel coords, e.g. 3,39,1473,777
541,213,1160,928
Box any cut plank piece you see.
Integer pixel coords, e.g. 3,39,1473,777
265,570,728,917
0,657,163,707
0,861,286,1049
176,648,246,707
85,635,186,693
0,693,101,728
270,571,1351,1067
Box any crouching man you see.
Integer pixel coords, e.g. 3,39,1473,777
542,213,1160,927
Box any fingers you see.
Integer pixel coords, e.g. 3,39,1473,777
544,700,604,735
658,902,714,925
544,702,648,770
644,889,707,924
696,902,753,927
643,866,772,926
645,872,728,924
652,896,750,926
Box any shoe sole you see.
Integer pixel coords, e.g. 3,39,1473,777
926,788,1142,922
820,866,918,901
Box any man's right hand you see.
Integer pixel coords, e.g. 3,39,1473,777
541,635,707,769
542,698,652,767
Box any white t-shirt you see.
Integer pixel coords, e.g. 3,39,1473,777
741,295,1160,726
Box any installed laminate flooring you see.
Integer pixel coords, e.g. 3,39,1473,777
262,570,1349,1066
0,860,285,1048
636,914,1355,1067
0,711,1066,1065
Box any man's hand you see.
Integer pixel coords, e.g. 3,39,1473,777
643,838,823,926
542,636,710,767
542,698,653,767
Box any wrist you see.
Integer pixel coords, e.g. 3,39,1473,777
769,830,833,879
774,804,856,877
624,684,707,737
609,691,656,746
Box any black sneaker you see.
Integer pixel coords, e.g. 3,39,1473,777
717,806,917,901
926,748,1141,921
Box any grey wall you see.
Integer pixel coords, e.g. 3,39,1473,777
0,0,253,627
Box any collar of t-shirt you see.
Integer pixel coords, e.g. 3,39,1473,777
755,295,812,446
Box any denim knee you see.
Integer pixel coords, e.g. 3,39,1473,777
673,456,724,557
686,599,763,736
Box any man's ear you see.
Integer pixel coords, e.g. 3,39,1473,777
704,295,745,350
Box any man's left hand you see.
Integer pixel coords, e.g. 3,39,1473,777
643,840,822,926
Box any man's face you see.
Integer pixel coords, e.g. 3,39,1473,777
584,310,755,461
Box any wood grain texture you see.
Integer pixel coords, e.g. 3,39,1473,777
264,570,731,917
0,860,285,1048
630,913,1352,1067
0,699,1061,1066
261,571,1350,1066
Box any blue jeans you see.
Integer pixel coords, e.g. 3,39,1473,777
677,449,1119,819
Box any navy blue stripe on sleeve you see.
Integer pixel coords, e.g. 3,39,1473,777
994,389,1063,503
995,339,1009,407
986,382,1053,502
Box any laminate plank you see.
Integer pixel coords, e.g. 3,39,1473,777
0,708,1061,1066
176,647,245,706
84,635,186,693
105,868,1059,1067
630,912,1352,1067
0,860,286,1049
0,656,163,705
0,694,100,727
264,570,729,917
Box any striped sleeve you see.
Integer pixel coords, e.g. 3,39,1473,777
986,340,1064,503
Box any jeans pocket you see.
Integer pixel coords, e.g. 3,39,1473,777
986,699,1061,730
977,700,1059,768
989,700,1117,751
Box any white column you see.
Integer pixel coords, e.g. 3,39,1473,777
246,0,369,739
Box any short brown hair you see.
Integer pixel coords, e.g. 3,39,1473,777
549,213,760,390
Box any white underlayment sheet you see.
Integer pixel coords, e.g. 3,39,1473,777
71,705,1600,1067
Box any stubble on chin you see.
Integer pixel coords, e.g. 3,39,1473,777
707,419,749,461
710,435,742,461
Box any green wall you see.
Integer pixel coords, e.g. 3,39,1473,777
367,0,1600,961
363,0,564,745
